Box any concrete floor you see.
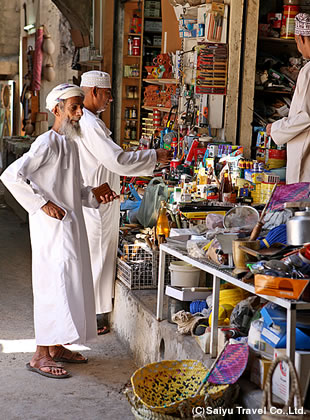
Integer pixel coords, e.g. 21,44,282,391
0,203,136,420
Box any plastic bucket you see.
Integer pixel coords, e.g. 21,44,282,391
169,261,201,287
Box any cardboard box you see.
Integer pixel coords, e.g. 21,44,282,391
250,356,272,389
144,20,162,33
272,348,310,405
145,0,161,9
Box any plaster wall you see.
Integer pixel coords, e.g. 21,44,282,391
111,280,214,368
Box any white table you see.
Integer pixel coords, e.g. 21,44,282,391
156,243,310,363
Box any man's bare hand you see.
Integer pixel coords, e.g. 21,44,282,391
100,191,120,204
266,123,272,137
41,201,65,220
156,149,173,165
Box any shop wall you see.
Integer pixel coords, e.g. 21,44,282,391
161,0,181,52
34,0,79,127
0,0,20,75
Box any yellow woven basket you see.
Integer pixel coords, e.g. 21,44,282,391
131,359,228,415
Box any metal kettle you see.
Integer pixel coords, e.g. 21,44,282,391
286,201,310,245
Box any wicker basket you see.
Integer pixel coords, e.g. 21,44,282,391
131,359,229,415
261,355,309,420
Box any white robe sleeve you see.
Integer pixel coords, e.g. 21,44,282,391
271,66,310,146
0,143,51,215
80,184,100,209
83,120,157,176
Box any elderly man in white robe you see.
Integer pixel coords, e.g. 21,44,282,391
0,84,118,378
267,13,310,184
78,71,172,334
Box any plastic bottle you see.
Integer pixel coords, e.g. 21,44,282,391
156,201,170,239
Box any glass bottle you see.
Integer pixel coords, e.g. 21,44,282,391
130,121,137,140
156,201,170,239
220,170,232,202
125,120,131,140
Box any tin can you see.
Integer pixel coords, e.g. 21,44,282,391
132,46,140,56
133,37,141,47
281,5,299,39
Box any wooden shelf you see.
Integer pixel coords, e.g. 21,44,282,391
127,33,142,36
144,45,161,49
123,77,140,79
143,78,178,85
255,88,293,95
125,55,141,58
142,105,171,112
123,97,139,100
258,36,296,44
144,16,162,20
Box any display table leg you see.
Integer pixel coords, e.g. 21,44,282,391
210,275,220,358
156,247,166,321
287,304,296,364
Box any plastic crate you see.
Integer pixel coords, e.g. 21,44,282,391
117,243,178,289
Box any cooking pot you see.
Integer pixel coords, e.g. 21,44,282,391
287,206,310,245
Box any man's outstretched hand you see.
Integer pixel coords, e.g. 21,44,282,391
41,201,65,220
156,149,173,165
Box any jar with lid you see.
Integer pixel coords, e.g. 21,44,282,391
281,2,300,39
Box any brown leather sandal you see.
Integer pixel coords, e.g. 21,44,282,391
52,346,88,364
26,359,70,379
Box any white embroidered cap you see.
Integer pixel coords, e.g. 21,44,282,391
80,71,111,88
295,13,310,36
46,83,84,112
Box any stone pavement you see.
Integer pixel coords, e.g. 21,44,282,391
0,203,136,420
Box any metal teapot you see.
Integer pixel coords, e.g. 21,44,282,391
285,201,310,245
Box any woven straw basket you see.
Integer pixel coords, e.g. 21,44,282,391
262,355,310,420
131,359,229,415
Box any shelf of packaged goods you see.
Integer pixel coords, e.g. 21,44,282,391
258,36,296,43
144,16,162,20
143,78,178,85
142,105,171,112
255,88,293,95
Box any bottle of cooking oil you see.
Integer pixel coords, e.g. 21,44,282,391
156,201,170,239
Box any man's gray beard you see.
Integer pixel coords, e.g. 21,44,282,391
59,118,81,140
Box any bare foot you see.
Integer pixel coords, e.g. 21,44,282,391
29,354,69,377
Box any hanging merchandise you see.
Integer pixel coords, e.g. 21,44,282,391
42,32,55,55
207,1,225,42
195,43,228,95
32,26,44,92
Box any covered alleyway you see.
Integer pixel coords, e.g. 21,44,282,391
0,199,135,420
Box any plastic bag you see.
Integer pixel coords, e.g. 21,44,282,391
136,178,168,228
230,296,261,335
206,213,224,230
187,239,210,259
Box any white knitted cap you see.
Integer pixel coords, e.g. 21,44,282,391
295,13,310,36
80,71,111,88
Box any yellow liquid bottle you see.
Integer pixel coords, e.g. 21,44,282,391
156,201,170,239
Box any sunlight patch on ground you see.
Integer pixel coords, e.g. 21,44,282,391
0,339,91,353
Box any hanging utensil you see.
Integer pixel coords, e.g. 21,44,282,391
249,183,278,241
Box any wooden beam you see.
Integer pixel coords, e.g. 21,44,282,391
224,0,244,144
238,0,259,157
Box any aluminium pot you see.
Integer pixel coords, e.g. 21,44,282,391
287,207,310,245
